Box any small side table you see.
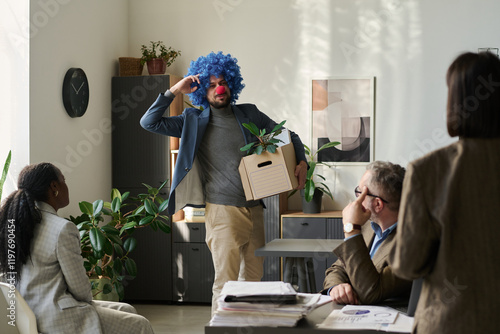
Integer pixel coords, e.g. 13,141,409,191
255,238,343,292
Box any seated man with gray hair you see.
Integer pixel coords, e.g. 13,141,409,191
321,161,412,305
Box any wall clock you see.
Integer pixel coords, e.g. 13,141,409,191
62,67,89,118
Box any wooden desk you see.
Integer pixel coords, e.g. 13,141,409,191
255,239,343,293
205,302,409,334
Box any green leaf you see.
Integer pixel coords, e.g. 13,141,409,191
255,145,263,155
304,179,315,202
89,227,106,253
95,265,102,276
79,201,93,216
121,191,130,203
144,199,158,215
158,179,169,191
111,197,121,213
113,258,123,274
142,183,153,190
83,261,92,272
271,120,286,133
317,141,341,153
101,225,120,235
107,233,123,246
266,145,277,153
157,220,171,234
242,122,260,136
139,216,154,226
306,161,316,179
76,221,91,230
93,200,104,216
240,142,256,152
0,150,11,201
111,188,121,201
114,281,125,301
114,243,124,257
102,283,113,295
303,144,311,156
158,198,169,213
125,258,137,277
103,238,114,256
318,183,334,201
123,237,137,253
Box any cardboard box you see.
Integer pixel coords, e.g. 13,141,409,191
239,143,298,201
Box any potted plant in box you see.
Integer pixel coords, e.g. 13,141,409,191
69,181,170,301
140,41,181,75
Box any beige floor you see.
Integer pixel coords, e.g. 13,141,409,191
133,303,212,334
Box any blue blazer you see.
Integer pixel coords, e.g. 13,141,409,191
140,92,306,215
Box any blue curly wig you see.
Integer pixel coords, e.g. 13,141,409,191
186,51,245,109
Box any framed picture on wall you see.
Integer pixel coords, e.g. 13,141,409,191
311,76,375,164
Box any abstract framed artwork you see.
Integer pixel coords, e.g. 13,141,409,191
311,76,375,164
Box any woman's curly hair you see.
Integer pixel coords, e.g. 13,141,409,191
186,51,245,109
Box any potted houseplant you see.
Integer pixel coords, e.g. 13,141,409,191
240,121,286,155
290,141,340,213
69,181,170,301
140,41,181,75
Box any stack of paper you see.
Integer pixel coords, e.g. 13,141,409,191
209,281,320,327
317,305,414,333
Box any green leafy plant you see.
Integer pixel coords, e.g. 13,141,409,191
240,121,286,155
291,141,340,202
0,150,12,201
69,181,170,300
140,41,181,67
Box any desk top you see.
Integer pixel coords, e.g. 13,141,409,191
255,239,343,258
205,302,408,334
281,211,343,218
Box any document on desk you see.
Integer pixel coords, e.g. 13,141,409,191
317,305,414,332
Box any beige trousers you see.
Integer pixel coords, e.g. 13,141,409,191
205,202,265,314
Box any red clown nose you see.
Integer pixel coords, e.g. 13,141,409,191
216,85,226,95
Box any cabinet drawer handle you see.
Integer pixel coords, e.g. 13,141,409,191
192,248,199,251
301,222,309,226
191,227,200,231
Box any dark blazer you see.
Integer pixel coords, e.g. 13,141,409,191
141,92,307,215
390,138,500,334
322,224,412,304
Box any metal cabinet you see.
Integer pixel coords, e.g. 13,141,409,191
112,75,181,302
280,212,343,292
172,222,215,303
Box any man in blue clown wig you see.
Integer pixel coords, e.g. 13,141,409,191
141,51,308,314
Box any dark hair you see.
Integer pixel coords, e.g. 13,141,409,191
0,163,61,283
366,161,405,211
446,51,500,138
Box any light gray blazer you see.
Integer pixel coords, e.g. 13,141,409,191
17,201,103,334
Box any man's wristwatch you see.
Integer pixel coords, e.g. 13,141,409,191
343,222,362,233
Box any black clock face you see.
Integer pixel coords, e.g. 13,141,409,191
62,68,89,118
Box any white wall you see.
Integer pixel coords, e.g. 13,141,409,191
0,1,30,201
29,0,128,217
128,0,500,210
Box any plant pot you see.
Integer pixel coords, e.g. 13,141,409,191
118,57,143,76
301,188,323,214
146,58,166,75
90,278,119,302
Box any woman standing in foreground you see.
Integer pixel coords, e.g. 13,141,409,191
390,51,500,333
0,163,154,333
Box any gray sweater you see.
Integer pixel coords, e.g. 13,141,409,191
197,106,260,207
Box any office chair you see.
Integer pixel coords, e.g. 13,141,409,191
0,282,38,334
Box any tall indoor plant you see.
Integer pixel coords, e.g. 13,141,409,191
140,41,181,75
70,181,170,301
